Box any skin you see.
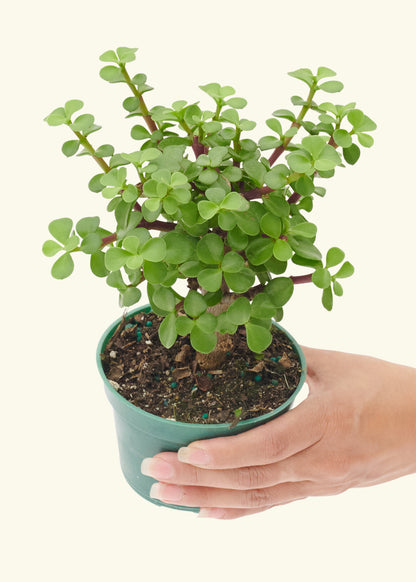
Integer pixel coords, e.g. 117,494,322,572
141,347,416,520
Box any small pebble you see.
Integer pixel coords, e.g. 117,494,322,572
125,323,135,329
145,320,153,327
191,386,198,395
170,382,177,389
254,374,262,382
271,356,281,363
145,340,152,345
109,350,117,358
163,399,169,406
271,379,278,385
136,331,142,341
154,376,160,382
207,374,213,379
202,413,208,419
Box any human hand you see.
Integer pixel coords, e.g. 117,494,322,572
141,347,416,519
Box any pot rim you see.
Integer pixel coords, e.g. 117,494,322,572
97,304,307,430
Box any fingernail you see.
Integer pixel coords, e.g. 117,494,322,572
178,446,210,466
150,483,183,502
198,508,226,519
141,458,174,480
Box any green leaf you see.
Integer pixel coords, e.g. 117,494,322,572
266,118,283,135
198,168,219,185
235,212,260,236
265,277,294,307
357,133,374,147
121,286,141,307
322,287,333,311
99,50,118,63
288,68,314,87
222,166,243,182
289,221,317,239
99,65,125,83
224,268,255,293
312,267,331,289
243,159,266,186
131,125,151,140
48,218,73,244
80,232,102,254
116,46,138,64
221,251,245,273
197,233,224,265
158,312,178,349
106,270,126,290
184,290,207,318
245,323,272,353
326,247,345,268
347,109,377,132
343,144,360,165
64,99,84,118
164,232,196,264
51,253,74,279
226,97,247,109
195,312,217,333
314,145,342,171
141,237,166,262
42,240,62,257
190,327,217,353
318,80,344,93
153,286,177,312
294,175,314,197
62,140,80,157
288,237,322,261
316,67,337,81
287,152,313,174
272,109,295,121
259,136,282,150
44,107,67,126
89,174,105,193
333,129,352,148
301,136,327,159
246,238,274,265
227,226,248,251
250,293,277,319
333,280,344,296
176,316,194,336
273,238,293,261
70,114,95,133
334,261,354,278
95,144,115,158
227,297,251,325
104,247,130,271
198,268,223,292
260,213,282,238
90,251,109,277
221,192,249,212
198,200,219,220
76,216,100,237
143,260,167,284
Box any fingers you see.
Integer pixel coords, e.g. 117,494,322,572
176,398,325,470
149,479,312,509
198,506,275,520
142,451,310,490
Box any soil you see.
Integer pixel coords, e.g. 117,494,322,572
100,311,302,425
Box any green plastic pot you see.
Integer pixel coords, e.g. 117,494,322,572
97,304,307,512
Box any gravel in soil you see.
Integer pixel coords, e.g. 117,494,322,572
101,311,302,425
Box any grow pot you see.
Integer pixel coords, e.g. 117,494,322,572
97,304,307,512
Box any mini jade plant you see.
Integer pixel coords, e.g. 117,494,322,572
43,47,376,356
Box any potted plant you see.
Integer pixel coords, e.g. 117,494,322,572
42,47,376,512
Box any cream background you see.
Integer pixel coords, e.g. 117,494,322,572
2,0,416,580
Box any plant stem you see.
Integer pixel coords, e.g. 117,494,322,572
73,131,110,173
119,64,158,133
269,84,317,166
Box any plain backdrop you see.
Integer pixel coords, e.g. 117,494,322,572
2,1,416,580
